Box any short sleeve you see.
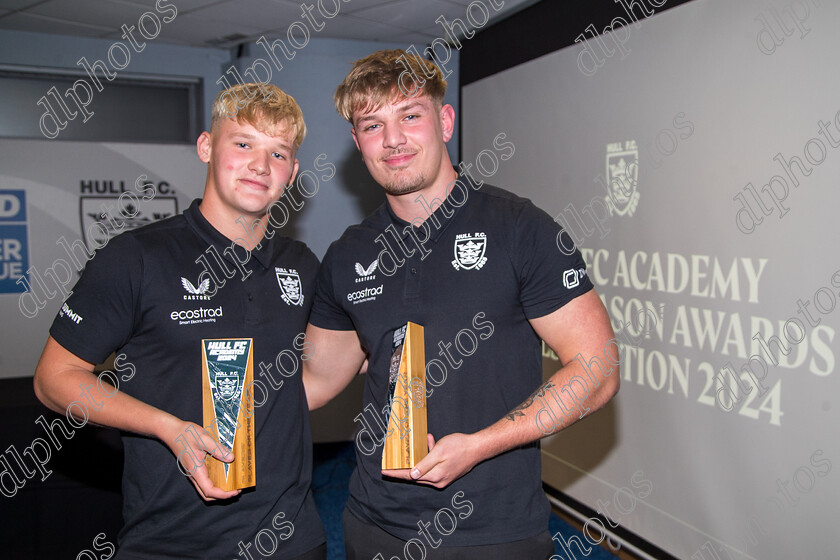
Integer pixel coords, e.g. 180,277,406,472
514,200,593,319
308,243,355,330
49,233,143,364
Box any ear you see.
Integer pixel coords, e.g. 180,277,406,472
439,104,455,143
288,158,300,186
196,131,212,163
351,127,361,152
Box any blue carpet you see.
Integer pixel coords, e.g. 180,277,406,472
312,442,618,559
312,442,356,559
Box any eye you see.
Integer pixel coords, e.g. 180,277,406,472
272,152,285,160
365,123,380,131
237,142,249,148
405,114,419,121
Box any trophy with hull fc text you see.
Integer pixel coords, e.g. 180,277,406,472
201,338,256,490
382,322,428,470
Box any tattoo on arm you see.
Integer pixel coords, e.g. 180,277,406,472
505,381,555,421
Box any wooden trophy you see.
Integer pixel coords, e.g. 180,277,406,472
382,322,428,470
201,338,256,490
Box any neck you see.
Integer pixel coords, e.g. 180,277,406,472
198,200,267,251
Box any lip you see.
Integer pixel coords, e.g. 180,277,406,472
383,153,416,167
239,178,270,190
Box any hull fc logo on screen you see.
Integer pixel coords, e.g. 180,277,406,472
80,196,178,248
275,267,304,306
452,233,488,271
0,190,29,294
605,141,640,217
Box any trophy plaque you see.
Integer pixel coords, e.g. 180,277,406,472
201,338,256,490
382,322,428,470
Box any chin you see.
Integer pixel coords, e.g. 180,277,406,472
236,201,271,218
379,172,427,196
382,183,423,196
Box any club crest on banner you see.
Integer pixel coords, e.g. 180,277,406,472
276,267,304,306
452,232,488,271
605,141,640,217
215,371,242,401
80,195,178,248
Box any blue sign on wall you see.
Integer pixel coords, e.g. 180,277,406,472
0,190,29,293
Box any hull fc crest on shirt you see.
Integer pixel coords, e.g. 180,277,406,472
605,141,640,217
452,232,488,271
276,267,304,306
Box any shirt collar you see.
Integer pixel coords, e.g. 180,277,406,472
184,199,275,270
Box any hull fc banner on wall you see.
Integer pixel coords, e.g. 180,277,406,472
0,139,204,379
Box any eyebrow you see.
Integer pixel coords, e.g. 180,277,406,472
355,101,429,125
230,133,293,151
397,102,426,113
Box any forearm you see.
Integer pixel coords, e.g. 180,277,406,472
473,361,620,461
34,338,182,443
39,367,182,439
34,337,241,500
391,361,620,488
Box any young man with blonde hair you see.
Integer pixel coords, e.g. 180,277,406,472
34,83,326,559
304,50,619,559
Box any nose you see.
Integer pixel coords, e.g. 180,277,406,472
382,123,406,149
250,151,270,175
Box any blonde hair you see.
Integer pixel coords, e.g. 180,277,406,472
210,83,306,149
334,49,447,123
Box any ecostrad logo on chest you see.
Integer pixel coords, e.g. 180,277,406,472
169,306,224,325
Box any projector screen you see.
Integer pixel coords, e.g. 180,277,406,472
462,0,838,558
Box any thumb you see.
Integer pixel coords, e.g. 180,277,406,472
411,434,437,480
197,431,234,463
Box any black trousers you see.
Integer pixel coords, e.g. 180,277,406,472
343,507,555,560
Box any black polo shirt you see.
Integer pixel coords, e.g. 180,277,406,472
50,200,325,559
310,180,593,546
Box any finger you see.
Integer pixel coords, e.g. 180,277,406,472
411,467,446,487
191,464,240,501
187,477,210,501
196,432,234,463
186,464,216,501
206,444,234,463
381,468,414,480
203,485,241,500
410,448,443,481
411,433,437,479
414,479,445,488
